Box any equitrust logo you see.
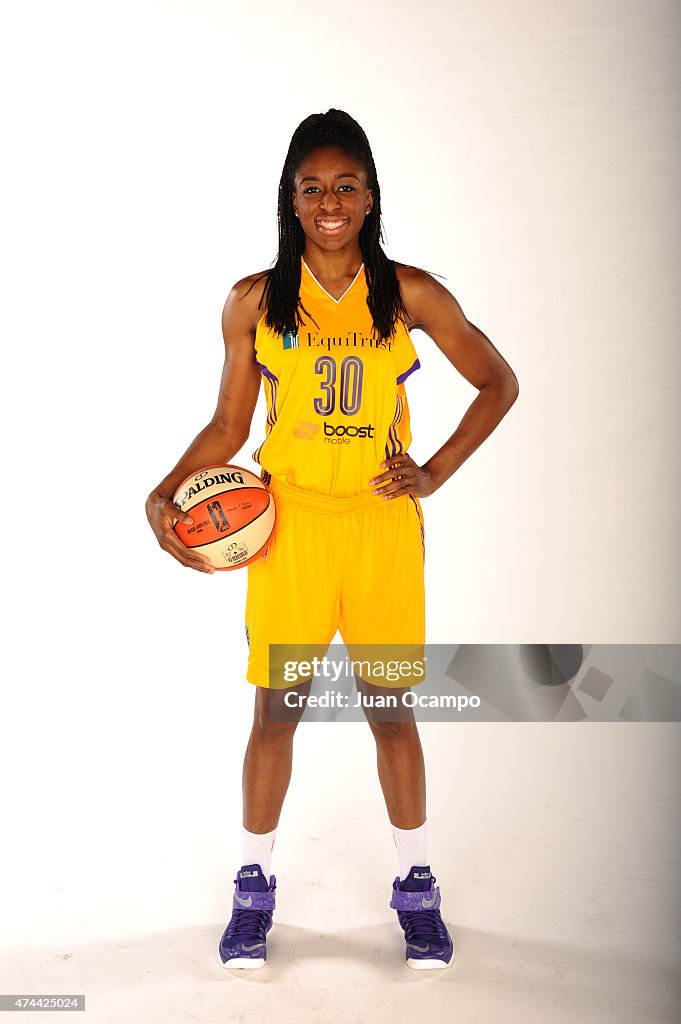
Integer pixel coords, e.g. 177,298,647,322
282,329,393,352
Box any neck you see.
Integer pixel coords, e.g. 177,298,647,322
302,245,364,282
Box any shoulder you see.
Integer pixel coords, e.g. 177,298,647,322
391,260,464,335
394,261,452,331
222,269,272,334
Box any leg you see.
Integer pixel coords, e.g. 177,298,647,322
220,678,311,970
242,678,312,832
338,496,452,969
339,493,427,829
362,690,454,970
224,480,340,969
357,678,426,829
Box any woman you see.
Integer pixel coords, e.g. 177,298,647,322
145,109,519,971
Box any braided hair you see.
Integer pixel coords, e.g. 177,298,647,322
245,108,429,343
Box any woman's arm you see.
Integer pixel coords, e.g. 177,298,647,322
145,273,266,570
370,267,519,498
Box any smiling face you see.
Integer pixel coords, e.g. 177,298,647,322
292,145,373,253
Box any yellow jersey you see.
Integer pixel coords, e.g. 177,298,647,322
251,255,420,497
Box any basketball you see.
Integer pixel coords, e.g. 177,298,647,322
172,464,275,571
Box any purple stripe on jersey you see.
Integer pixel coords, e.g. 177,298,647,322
258,361,279,383
408,493,426,560
396,395,405,453
387,421,399,458
385,426,405,459
396,358,421,385
384,392,406,459
409,492,424,529
253,368,279,464
266,377,278,428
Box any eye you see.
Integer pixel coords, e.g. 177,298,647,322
302,184,356,194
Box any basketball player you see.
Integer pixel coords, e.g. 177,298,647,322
145,109,519,970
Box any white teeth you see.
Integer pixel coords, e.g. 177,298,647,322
318,220,347,228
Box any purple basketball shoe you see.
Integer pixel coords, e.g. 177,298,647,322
219,863,276,969
390,865,454,969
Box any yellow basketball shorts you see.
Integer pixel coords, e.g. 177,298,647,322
244,475,426,688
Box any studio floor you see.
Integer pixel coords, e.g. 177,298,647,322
2,724,679,1024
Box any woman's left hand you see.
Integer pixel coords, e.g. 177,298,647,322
369,453,436,499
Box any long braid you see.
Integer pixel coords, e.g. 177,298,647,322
245,108,438,342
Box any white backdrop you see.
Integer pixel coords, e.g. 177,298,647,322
1,1,679,1011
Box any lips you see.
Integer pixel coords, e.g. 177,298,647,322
316,218,349,235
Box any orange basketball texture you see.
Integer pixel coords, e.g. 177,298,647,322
172,465,275,571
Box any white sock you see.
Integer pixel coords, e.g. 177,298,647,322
242,826,277,878
391,820,428,880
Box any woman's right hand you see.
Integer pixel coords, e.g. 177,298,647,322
145,491,215,574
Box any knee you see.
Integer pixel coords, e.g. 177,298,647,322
251,713,299,742
251,691,301,741
367,717,417,742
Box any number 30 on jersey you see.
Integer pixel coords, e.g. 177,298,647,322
314,355,364,416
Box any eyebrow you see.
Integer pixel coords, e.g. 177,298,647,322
300,173,361,183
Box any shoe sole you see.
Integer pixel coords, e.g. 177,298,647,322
220,955,266,970
407,956,453,970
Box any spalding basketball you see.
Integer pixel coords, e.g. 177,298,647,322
172,464,275,571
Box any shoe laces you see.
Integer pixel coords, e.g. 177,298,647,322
224,907,271,942
398,907,450,945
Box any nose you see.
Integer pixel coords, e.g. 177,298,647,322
319,190,341,214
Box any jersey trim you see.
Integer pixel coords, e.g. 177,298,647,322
408,493,426,561
252,367,279,465
257,361,278,382
397,358,421,385
302,258,365,305
385,392,406,459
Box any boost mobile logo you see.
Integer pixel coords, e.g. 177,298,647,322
323,422,375,438
294,421,321,440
